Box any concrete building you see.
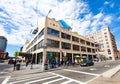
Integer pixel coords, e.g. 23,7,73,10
0,36,7,59
86,26,118,60
22,16,97,65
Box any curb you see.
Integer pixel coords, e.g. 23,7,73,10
102,64,120,78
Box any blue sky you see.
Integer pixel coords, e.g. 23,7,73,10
0,0,120,57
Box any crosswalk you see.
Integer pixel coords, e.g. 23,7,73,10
7,72,85,84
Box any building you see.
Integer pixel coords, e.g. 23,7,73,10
0,36,7,59
22,16,97,65
86,26,118,60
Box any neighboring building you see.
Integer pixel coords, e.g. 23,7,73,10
86,26,118,60
0,36,7,59
22,16,97,64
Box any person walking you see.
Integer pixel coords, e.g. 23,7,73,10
26,59,29,67
13,60,16,70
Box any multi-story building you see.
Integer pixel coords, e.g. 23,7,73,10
22,16,97,64
86,26,118,60
0,36,7,59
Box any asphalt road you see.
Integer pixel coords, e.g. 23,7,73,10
0,60,120,84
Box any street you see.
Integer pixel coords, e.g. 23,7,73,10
0,60,120,84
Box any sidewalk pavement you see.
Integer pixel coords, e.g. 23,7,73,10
88,70,120,84
5,63,80,76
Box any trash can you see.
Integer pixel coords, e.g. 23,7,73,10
16,64,20,70
44,64,48,70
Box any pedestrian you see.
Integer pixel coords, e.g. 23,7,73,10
13,60,16,71
30,59,33,69
26,59,29,67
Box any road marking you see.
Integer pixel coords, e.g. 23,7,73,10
2,76,11,84
43,78,65,84
61,80,72,84
89,68,97,70
25,76,58,84
63,69,100,77
104,65,110,68
9,74,55,84
49,72,85,84
0,76,8,78
0,72,8,74
85,76,99,84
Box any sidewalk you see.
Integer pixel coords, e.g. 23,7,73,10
88,70,120,84
6,63,80,76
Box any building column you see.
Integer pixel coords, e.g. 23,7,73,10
72,53,74,62
36,53,37,64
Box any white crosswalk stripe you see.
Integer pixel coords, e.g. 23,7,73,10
7,72,85,84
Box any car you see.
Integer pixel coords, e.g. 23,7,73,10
80,60,94,66
0,59,5,63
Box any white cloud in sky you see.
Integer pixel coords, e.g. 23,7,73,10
104,1,110,5
0,0,113,45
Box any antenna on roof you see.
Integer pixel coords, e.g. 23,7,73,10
47,9,52,17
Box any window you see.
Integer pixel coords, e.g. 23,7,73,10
38,29,44,39
107,49,111,54
72,36,79,42
38,40,44,49
47,28,59,37
104,32,107,34
47,39,59,48
62,42,71,49
107,45,109,48
61,33,71,40
105,36,108,38
106,42,109,44
73,44,79,51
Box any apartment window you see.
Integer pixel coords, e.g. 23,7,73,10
107,45,110,48
104,32,107,34
86,41,90,46
47,39,59,48
105,36,108,38
80,39,85,44
38,40,44,49
72,36,79,42
106,39,108,41
106,42,109,44
87,48,91,52
62,42,71,49
47,28,59,37
33,45,37,51
73,44,79,51
107,49,111,54
61,33,71,40
81,46,86,52
38,29,44,39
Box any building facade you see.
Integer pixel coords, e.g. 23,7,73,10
22,17,97,64
0,36,7,59
86,26,118,60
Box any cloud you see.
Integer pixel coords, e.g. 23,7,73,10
0,0,113,45
110,3,114,8
104,1,110,5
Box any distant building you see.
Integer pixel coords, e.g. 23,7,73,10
22,16,97,64
0,36,7,59
86,26,118,60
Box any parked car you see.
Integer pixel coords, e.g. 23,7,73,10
80,60,94,66
0,59,5,63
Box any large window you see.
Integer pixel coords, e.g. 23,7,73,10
38,40,44,49
61,33,71,40
73,44,79,51
72,36,79,42
47,28,59,37
38,29,44,39
47,39,59,48
62,42,71,49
